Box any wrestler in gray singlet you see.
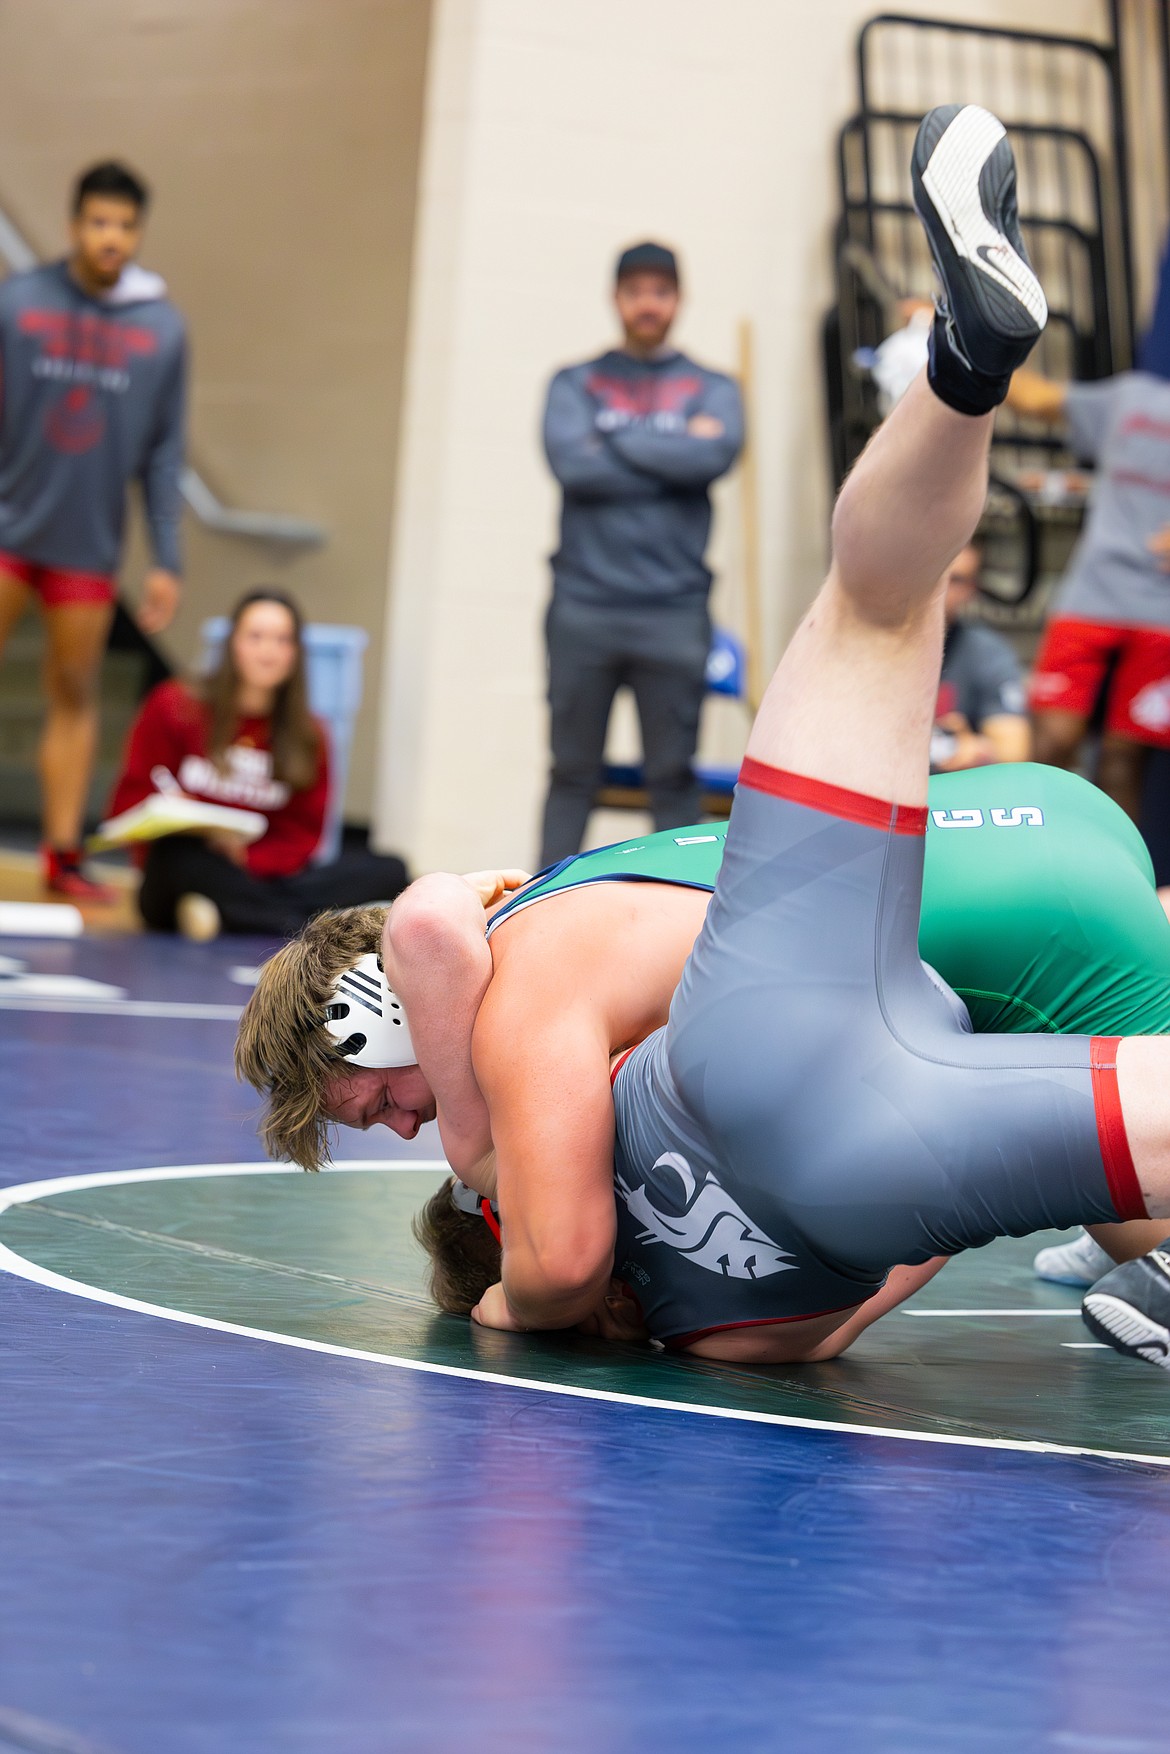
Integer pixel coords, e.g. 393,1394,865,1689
611,758,1145,1348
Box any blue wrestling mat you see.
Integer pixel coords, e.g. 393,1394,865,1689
1,935,1167,1753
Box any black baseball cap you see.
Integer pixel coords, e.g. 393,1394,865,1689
615,241,679,285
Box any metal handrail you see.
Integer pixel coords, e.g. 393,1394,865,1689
178,468,323,547
0,205,326,549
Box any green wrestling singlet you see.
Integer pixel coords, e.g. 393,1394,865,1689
487,762,1170,1037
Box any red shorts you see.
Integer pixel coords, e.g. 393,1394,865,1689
0,549,116,609
1029,614,1170,747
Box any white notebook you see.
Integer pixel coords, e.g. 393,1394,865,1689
89,792,268,851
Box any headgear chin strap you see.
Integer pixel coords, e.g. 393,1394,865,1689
323,953,417,1068
451,1177,502,1243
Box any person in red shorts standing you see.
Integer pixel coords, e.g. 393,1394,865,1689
1008,364,1170,819
0,161,186,899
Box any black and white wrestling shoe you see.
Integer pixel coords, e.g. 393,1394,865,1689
911,104,1047,415
1082,1245,1170,1369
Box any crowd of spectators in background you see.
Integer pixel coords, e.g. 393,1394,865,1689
4,158,1170,948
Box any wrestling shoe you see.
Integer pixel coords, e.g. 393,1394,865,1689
42,846,118,905
911,104,1047,415
1033,1229,1114,1288
1082,1244,1170,1369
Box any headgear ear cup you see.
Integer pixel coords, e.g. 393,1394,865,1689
322,952,417,1068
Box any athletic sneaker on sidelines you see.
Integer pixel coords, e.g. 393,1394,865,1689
0,161,187,901
1083,1245,1170,1367
1033,1229,1115,1287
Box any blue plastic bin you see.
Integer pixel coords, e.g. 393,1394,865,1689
199,618,369,863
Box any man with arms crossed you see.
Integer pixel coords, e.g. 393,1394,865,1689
0,161,186,900
538,241,743,863
239,108,1170,1369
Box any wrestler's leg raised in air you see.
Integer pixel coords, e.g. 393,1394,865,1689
770,110,1170,1241
745,368,987,807
748,104,1045,803
744,155,1170,1316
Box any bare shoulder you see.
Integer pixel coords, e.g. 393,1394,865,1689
484,879,709,1061
488,879,708,987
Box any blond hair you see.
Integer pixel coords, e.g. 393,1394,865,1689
234,905,388,1169
412,1181,502,1315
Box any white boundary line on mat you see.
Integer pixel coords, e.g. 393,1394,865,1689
0,997,242,1019
0,1160,1166,1471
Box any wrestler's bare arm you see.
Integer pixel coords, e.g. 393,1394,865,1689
383,874,496,1178
470,971,618,1331
679,1258,952,1363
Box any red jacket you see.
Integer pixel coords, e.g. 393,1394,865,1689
109,679,329,878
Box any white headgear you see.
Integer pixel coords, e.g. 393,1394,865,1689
323,953,417,1068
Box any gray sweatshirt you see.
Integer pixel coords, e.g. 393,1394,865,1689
1054,372,1170,630
543,347,744,608
0,259,187,575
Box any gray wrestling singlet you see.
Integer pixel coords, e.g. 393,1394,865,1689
611,760,1144,1346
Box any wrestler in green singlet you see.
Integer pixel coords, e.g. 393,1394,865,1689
489,762,1170,1036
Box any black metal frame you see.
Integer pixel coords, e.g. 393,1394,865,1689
840,113,1116,347
831,112,1117,473
820,13,1145,607
856,13,1136,348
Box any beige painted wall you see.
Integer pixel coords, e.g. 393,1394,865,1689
376,0,1124,872
0,0,431,818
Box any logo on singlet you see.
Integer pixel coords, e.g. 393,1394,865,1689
617,1151,796,1280
930,806,1045,829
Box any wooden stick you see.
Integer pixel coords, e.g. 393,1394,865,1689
736,317,765,711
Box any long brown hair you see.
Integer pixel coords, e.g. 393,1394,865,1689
200,588,320,791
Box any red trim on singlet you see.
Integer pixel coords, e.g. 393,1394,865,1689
610,1047,637,1088
665,1302,863,1351
1090,1037,1148,1221
738,757,928,837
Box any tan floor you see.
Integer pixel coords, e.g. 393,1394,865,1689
0,846,141,936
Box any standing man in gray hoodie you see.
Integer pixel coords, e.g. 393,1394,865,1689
0,161,187,901
538,242,743,865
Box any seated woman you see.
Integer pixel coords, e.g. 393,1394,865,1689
108,588,408,939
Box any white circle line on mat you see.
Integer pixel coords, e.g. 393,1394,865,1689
0,1160,1165,1472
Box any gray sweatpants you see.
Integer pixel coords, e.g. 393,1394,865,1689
539,593,710,866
